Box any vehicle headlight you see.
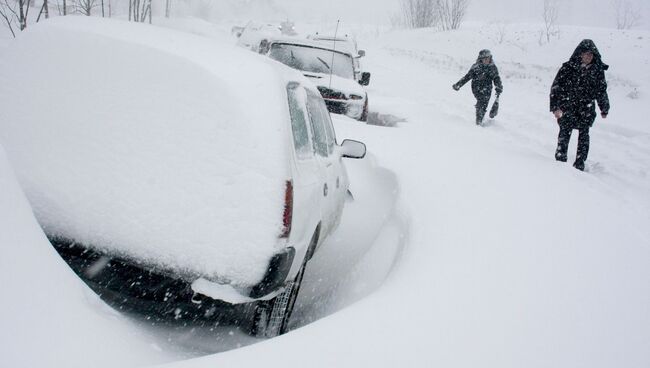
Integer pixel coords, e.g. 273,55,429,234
349,94,363,100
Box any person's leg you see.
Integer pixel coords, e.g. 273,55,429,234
574,126,590,170
555,121,572,162
475,97,489,125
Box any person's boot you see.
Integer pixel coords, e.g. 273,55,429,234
475,109,485,126
555,149,567,162
573,160,585,171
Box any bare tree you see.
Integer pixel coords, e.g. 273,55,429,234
398,0,437,28
129,0,151,23
165,0,170,18
0,0,31,34
36,0,49,21
435,0,469,30
542,0,559,43
612,0,641,29
396,0,469,30
0,0,17,37
76,0,96,15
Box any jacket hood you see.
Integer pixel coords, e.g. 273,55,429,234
569,39,609,70
476,49,493,63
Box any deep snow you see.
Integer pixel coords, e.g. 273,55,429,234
1,12,649,368
0,147,176,367
161,19,650,368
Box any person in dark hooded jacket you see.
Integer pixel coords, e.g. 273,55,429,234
550,39,610,171
453,49,503,125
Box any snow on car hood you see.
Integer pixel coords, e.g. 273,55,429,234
0,17,297,287
303,72,366,98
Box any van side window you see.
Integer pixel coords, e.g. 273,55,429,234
306,91,333,157
287,84,312,158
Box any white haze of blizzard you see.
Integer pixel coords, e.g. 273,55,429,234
160,20,650,368
0,17,300,287
0,147,176,368
169,0,650,30
0,14,647,368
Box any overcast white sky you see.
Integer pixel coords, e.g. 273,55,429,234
236,0,650,30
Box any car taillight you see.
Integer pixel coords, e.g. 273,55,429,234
280,180,293,238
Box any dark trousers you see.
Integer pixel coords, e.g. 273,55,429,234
555,122,590,164
475,96,490,124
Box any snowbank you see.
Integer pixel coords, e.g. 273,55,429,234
0,17,301,287
0,145,175,367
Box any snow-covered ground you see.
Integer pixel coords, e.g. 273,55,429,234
1,13,649,368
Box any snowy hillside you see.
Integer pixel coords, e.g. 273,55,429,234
0,11,649,368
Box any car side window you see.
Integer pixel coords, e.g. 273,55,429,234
306,91,333,156
287,83,312,159
320,102,337,149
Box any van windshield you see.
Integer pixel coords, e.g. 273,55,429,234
269,43,354,80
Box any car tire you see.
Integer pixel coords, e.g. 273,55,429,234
359,95,369,122
251,229,318,338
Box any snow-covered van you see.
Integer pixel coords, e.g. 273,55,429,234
0,18,365,337
237,26,372,122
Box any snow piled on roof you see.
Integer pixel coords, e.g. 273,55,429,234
0,17,298,287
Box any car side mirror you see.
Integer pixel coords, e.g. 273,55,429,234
359,72,371,86
340,139,366,159
357,50,366,57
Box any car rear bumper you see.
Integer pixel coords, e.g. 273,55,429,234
51,238,256,325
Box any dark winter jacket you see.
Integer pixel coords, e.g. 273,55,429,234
550,39,610,124
454,58,503,99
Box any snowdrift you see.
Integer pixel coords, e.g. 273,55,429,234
0,17,300,287
0,145,174,367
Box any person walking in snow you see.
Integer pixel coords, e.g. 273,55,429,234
550,39,610,171
453,49,503,125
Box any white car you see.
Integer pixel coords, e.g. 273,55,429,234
237,28,372,122
0,18,365,337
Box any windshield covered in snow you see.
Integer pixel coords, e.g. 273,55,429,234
269,43,355,80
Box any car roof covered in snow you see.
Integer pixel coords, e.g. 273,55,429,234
306,33,359,55
0,17,313,287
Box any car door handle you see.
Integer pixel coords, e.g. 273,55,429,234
323,183,328,197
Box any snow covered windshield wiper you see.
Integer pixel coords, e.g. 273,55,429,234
316,56,330,70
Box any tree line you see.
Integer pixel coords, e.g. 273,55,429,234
0,0,175,37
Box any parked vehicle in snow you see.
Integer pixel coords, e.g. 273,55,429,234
0,18,366,338
237,26,371,122
306,31,367,76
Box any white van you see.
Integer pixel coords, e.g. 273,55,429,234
0,18,365,337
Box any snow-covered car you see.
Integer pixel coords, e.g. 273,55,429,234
238,28,371,121
306,31,367,73
0,18,366,337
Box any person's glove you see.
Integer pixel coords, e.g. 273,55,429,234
601,112,608,119
452,84,460,91
496,88,502,96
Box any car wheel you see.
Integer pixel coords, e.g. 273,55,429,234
359,95,369,122
252,230,318,337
